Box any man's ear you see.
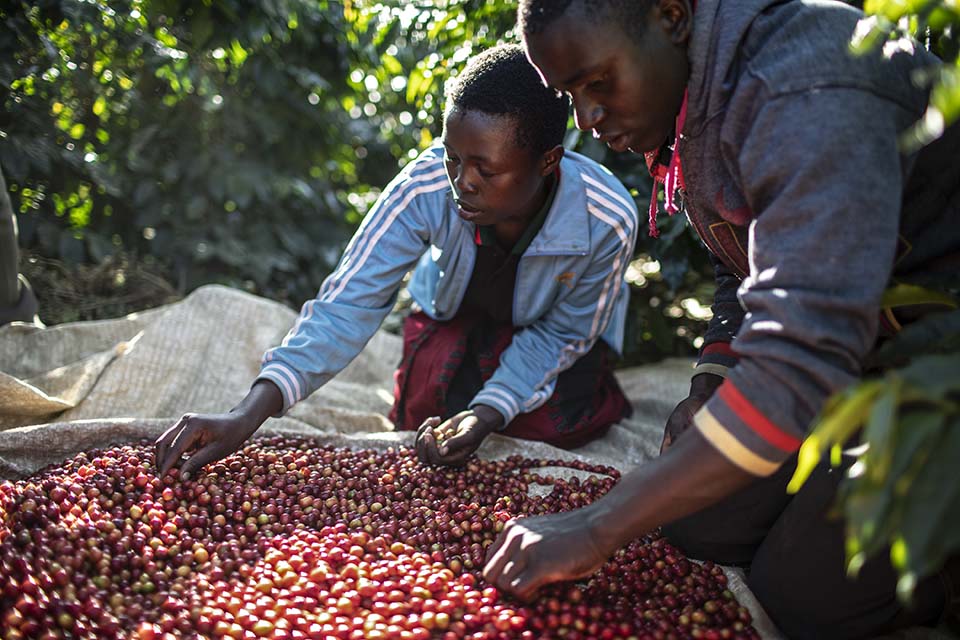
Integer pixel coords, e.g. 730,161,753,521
540,144,565,176
658,0,693,45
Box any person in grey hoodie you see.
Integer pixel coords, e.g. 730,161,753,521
483,0,959,637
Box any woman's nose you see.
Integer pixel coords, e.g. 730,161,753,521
454,167,477,195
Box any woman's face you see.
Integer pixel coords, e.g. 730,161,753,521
442,108,556,226
524,0,691,155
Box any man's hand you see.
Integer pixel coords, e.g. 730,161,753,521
482,509,610,600
661,372,723,453
154,380,281,480
483,429,758,601
415,405,504,466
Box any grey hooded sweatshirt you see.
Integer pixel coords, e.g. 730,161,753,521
678,0,960,475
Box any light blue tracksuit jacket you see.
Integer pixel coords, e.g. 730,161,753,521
258,143,638,425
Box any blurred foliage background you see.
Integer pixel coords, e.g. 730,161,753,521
1,0,712,365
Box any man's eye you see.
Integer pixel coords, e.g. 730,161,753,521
445,154,460,165
478,168,496,178
586,74,608,92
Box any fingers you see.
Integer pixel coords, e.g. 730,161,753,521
505,565,546,601
415,415,475,466
483,528,543,600
155,415,190,476
178,443,229,480
438,419,475,456
415,427,443,465
432,446,473,467
157,417,203,478
661,403,695,454
415,417,442,463
483,522,525,584
416,416,441,440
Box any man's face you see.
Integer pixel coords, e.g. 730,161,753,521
524,1,690,155
442,108,550,226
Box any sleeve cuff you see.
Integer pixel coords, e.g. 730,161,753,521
697,341,739,370
693,363,730,379
693,380,802,477
256,363,305,415
469,387,520,428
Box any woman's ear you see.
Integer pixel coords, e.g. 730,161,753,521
540,144,565,176
658,0,693,46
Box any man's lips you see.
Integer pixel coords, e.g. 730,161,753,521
597,131,630,152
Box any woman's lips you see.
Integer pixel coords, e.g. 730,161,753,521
456,200,482,221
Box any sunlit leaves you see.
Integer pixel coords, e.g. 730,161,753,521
790,305,960,602
854,0,960,149
3,0,711,361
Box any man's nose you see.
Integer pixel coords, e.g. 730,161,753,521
572,96,605,132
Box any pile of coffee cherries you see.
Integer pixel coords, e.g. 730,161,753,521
0,436,758,639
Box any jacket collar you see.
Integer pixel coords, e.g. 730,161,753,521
522,152,591,256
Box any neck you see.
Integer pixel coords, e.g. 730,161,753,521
494,172,555,248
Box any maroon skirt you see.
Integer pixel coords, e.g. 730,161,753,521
389,311,632,449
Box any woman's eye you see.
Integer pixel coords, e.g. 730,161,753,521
478,168,496,178
444,153,459,165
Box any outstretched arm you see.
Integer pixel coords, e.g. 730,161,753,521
483,427,755,599
154,379,283,480
156,151,450,478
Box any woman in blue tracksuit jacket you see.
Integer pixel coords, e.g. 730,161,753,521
155,45,638,476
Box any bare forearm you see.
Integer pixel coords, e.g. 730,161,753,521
472,404,505,432
586,429,757,554
231,380,284,427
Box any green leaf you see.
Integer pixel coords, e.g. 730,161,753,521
898,352,960,396
881,283,958,309
862,383,900,484
381,53,403,76
896,415,960,585
788,381,884,493
872,309,960,365
405,68,424,104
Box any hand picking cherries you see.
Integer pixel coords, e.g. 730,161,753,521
0,436,758,639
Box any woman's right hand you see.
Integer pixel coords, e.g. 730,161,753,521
155,412,261,480
155,380,282,480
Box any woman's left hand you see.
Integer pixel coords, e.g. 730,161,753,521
415,405,504,466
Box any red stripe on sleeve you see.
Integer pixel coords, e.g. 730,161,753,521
702,341,738,359
717,382,802,452
701,342,740,358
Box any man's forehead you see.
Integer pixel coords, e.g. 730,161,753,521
524,10,608,89
528,44,599,91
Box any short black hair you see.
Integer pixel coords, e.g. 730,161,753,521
518,0,652,41
444,44,569,155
